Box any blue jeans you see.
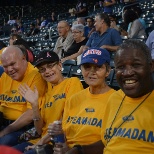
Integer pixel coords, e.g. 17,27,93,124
13,142,36,154
0,129,25,146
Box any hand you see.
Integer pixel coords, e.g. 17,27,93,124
100,45,107,49
18,84,39,106
48,122,63,136
53,143,70,154
25,145,36,151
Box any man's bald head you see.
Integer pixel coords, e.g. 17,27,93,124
1,45,24,61
1,45,28,81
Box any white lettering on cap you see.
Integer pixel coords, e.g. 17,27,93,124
83,49,101,58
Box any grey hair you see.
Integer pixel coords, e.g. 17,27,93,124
115,39,152,63
71,24,84,32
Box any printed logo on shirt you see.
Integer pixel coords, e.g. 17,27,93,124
85,108,95,112
104,127,154,143
122,115,134,122
44,93,66,108
0,94,26,102
66,116,102,128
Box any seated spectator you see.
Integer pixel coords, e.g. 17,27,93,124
122,9,147,38
7,16,16,26
61,13,122,63
9,33,22,45
40,16,48,29
54,21,74,59
103,0,116,15
132,6,146,29
49,47,115,153
15,17,21,26
14,51,83,153
84,17,95,37
13,39,35,63
85,13,122,53
109,14,119,30
75,0,88,17
35,18,41,28
61,24,88,62
17,22,24,34
48,12,57,23
11,27,18,34
0,46,47,146
26,23,40,37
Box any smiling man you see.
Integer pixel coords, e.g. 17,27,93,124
0,46,47,146
51,40,154,154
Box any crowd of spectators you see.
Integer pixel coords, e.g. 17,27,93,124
0,1,154,154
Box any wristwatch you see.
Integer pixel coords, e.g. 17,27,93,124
73,145,83,154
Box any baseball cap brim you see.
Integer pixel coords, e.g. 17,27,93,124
34,59,57,67
80,57,108,65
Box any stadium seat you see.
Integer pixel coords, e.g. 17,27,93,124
61,65,71,77
69,65,83,79
62,59,77,66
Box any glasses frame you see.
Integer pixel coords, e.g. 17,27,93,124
38,62,58,73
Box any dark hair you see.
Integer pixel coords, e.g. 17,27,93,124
13,38,34,62
116,39,152,63
86,17,94,22
132,7,142,17
10,33,22,40
96,13,110,27
123,9,138,25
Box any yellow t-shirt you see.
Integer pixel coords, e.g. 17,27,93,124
102,90,154,154
30,77,83,144
0,62,47,120
62,88,115,148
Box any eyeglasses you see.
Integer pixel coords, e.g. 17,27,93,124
38,62,58,73
81,63,104,71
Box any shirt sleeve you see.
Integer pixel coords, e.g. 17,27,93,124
86,32,95,47
111,29,122,46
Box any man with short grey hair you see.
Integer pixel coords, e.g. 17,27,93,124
54,21,74,59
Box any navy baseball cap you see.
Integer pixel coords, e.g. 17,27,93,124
34,51,59,67
80,47,110,65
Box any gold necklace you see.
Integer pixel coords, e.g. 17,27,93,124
105,91,152,144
